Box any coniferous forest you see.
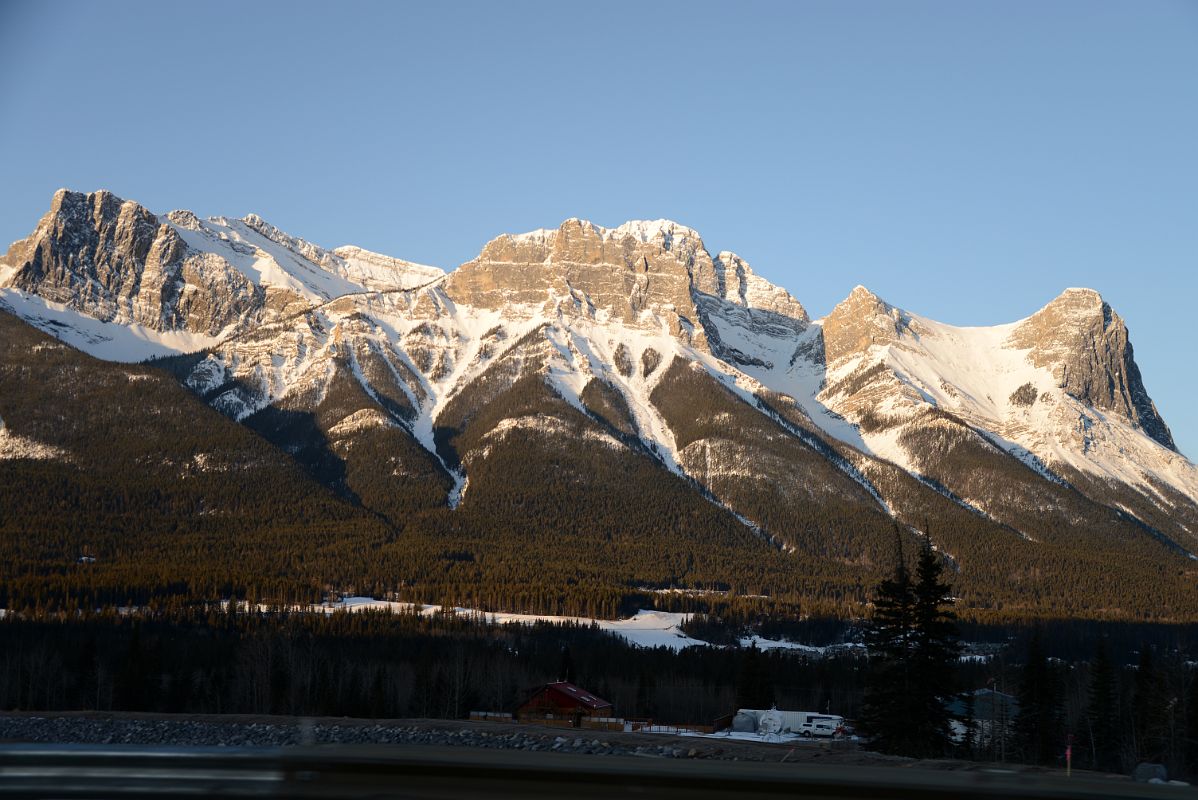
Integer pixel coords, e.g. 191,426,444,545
3,308,1196,623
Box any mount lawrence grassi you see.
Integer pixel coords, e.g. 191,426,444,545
2,188,1196,620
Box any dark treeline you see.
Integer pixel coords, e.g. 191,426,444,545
853,538,1198,780
958,619,1198,666
678,605,1198,666
1002,633,1198,780
2,606,1197,778
0,609,866,726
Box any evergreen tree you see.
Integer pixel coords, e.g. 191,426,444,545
734,642,774,710
1133,646,1167,762
1085,638,1120,772
1186,667,1198,777
558,645,576,683
910,538,961,756
860,533,917,754
861,533,961,758
1014,630,1065,765
959,689,977,760
635,670,657,719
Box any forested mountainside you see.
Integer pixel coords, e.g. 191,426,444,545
2,189,1196,621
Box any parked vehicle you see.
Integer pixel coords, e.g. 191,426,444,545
736,709,847,738
796,714,845,737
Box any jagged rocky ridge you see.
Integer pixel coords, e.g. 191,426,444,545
3,189,1197,617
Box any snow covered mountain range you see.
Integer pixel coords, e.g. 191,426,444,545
3,189,1196,615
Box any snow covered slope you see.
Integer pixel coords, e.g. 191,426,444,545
5,188,1197,580
0,288,226,362
165,210,445,300
822,292,1196,525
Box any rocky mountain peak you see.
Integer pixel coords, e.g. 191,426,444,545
43,188,157,239
444,218,712,345
607,219,703,248
820,285,916,363
693,251,809,323
2,189,163,314
1007,288,1175,451
47,187,117,217
1054,286,1103,302
1024,287,1107,326
447,217,812,350
238,212,338,268
165,209,203,231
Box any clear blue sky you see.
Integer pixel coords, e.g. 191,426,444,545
2,1,1195,456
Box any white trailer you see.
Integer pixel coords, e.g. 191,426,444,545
735,709,846,737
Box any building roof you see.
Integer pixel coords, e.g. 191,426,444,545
527,681,612,711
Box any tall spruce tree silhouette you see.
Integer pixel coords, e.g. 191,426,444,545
862,531,960,757
735,641,775,710
1014,629,1065,765
1085,638,1120,771
558,645,576,683
910,536,961,756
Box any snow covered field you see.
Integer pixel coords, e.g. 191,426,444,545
242,596,867,653
739,634,864,656
303,598,710,650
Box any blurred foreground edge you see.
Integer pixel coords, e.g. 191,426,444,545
0,743,1188,800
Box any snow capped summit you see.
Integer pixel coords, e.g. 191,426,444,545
608,218,702,246
847,284,882,301
1049,286,1103,301
506,218,702,247
0,189,448,354
500,215,704,256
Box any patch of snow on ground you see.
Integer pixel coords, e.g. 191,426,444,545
0,415,67,461
300,598,708,650
739,635,828,654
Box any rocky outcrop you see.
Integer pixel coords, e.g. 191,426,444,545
0,190,449,340
1007,288,1175,450
820,285,922,364
1,190,267,336
4,190,160,320
444,219,710,344
443,219,813,357
699,251,808,322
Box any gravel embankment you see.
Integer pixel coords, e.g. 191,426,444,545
0,713,878,764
